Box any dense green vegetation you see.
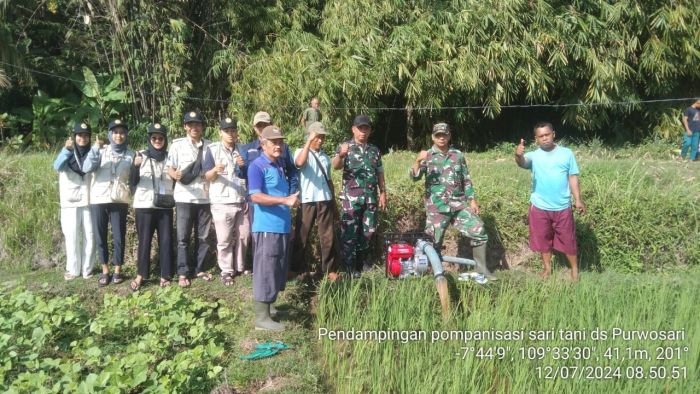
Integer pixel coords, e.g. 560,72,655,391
2,0,700,150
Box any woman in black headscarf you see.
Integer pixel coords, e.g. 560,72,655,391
129,123,175,290
53,122,96,280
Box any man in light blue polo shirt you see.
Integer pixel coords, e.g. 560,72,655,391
290,122,339,281
248,125,300,331
515,121,586,282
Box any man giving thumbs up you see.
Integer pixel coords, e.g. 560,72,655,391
515,122,585,282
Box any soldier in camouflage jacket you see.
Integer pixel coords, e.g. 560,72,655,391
410,123,494,278
332,115,387,276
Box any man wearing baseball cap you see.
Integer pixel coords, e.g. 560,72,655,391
289,121,339,281
331,114,387,277
247,125,300,331
410,122,494,279
166,111,214,287
239,111,298,194
202,116,249,285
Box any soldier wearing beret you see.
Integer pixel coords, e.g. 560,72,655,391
410,122,494,279
331,114,387,277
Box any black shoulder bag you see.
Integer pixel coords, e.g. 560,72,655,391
149,158,176,208
179,145,203,185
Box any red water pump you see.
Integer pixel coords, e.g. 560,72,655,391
385,240,429,278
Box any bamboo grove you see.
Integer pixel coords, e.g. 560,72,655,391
1,0,699,149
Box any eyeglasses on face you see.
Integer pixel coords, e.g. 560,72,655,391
150,136,165,142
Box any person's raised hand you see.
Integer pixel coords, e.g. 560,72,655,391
515,138,525,156
214,161,225,174
95,135,105,148
133,152,143,167
64,137,73,150
234,154,244,167
415,150,428,163
338,143,349,158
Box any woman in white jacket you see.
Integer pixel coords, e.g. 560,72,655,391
53,122,96,280
82,119,135,286
129,123,175,290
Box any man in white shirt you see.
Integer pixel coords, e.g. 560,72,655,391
166,111,213,287
202,117,249,285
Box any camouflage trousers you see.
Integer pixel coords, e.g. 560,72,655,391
425,208,488,249
341,198,377,270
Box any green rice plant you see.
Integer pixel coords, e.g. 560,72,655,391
316,271,700,393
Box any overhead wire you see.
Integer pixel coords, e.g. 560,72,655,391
0,60,697,112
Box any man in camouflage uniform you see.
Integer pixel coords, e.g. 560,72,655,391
332,115,387,277
410,122,494,278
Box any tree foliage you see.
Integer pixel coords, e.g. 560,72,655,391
1,0,699,149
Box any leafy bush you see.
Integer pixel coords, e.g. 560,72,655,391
0,287,230,393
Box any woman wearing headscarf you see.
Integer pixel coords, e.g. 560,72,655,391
53,122,96,280
129,123,175,290
82,119,135,286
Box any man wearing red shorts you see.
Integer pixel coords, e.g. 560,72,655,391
515,122,586,281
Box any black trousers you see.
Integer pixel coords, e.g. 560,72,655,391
135,208,174,280
91,203,128,266
175,202,212,276
290,200,338,274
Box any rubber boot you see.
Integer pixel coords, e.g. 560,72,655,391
253,301,284,331
270,303,278,318
472,244,497,280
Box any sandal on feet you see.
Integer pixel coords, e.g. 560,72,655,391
222,273,235,286
178,277,191,288
98,273,111,287
112,272,124,284
130,279,142,292
196,272,213,282
159,278,171,288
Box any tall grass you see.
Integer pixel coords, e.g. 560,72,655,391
316,271,700,393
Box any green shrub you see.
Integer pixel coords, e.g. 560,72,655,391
0,287,229,392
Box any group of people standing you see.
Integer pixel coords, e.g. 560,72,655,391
55,100,586,330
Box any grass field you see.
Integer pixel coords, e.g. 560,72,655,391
0,142,699,392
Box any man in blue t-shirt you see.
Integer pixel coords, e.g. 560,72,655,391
515,121,586,282
680,99,700,161
247,125,300,331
